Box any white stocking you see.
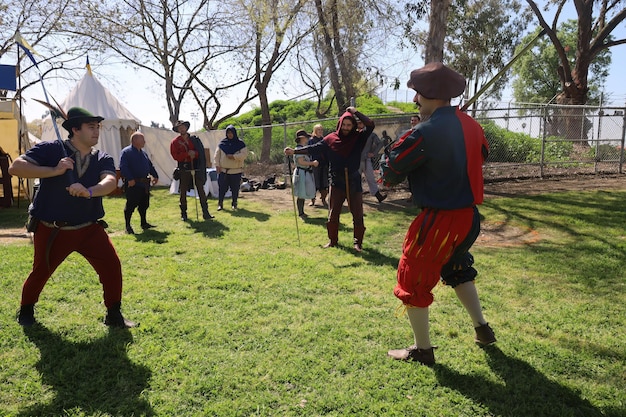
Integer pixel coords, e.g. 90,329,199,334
454,281,487,327
407,306,431,349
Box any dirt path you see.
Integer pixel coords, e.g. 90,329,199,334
2,173,624,246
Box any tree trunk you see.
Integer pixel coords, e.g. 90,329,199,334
314,0,347,114
425,0,451,63
258,85,273,162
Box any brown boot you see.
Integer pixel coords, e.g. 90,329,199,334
387,345,436,365
474,323,496,345
353,224,366,252
323,221,339,248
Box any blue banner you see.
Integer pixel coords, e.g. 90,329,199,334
0,65,17,91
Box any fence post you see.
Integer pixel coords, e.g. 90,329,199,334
283,121,288,175
594,103,603,174
619,107,626,174
540,105,548,178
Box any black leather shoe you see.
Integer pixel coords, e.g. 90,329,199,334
17,304,36,326
141,223,156,229
126,226,135,234
105,303,138,328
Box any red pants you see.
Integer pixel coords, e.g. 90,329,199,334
328,186,364,227
21,222,123,308
394,207,477,307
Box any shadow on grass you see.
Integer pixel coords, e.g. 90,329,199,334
20,324,153,417
133,228,170,244
228,207,270,222
187,218,230,238
434,345,621,417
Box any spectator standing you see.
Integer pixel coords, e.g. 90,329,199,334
292,130,319,218
308,124,329,207
357,119,386,203
170,120,214,221
119,131,159,234
214,125,248,210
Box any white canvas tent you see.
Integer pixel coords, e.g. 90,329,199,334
38,71,227,187
40,72,140,170
141,126,224,186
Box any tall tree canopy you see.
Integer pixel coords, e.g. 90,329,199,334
526,0,626,105
404,0,530,107
512,20,611,105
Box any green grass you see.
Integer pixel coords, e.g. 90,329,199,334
0,188,624,416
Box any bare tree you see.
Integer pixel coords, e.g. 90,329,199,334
69,0,257,128
233,0,312,162
292,26,336,118
0,0,101,113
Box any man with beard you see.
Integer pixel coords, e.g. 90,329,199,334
382,62,495,365
284,106,374,252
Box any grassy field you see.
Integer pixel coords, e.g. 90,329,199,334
0,187,624,416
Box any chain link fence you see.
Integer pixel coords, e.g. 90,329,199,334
236,103,626,182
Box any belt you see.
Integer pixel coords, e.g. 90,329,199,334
222,168,243,174
41,220,93,271
298,167,313,172
40,220,94,230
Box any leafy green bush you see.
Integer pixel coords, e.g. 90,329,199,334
594,144,623,161
482,121,572,163
386,100,419,113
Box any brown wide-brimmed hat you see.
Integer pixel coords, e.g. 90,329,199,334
61,107,104,131
172,120,191,132
295,129,311,143
407,62,466,99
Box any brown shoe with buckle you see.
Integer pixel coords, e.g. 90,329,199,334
474,323,496,345
387,345,436,365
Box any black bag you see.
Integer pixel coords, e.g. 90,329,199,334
173,167,181,180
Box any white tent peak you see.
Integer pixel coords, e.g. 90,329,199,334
61,72,140,123
40,71,141,167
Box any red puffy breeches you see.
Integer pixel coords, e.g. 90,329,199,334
394,207,478,308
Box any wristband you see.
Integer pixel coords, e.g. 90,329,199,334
88,188,93,199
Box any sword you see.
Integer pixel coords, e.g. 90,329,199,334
287,156,301,246
190,157,199,221
461,29,546,112
344,167,351,210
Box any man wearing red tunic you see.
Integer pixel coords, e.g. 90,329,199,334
382,63,496,365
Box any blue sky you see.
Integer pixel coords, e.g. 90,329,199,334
16,9,626,127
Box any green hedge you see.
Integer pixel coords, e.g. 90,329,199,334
482,121,573,163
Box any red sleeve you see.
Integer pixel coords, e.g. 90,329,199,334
457,109,488,205
170,137,189,162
